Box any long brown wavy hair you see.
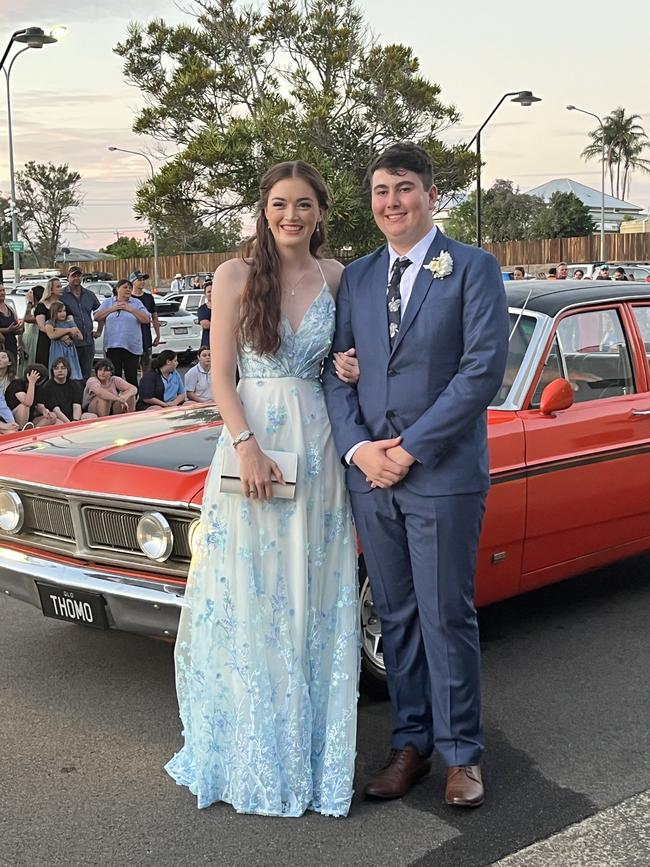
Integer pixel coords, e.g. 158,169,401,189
239,161,330,355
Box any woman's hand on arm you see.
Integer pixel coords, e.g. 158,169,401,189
333,347,359,384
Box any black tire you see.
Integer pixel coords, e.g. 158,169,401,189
358,557,388,698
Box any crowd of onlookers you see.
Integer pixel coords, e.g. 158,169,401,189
0,267,214,434
511,262,650,281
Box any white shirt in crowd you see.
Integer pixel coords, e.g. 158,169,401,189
184,362,212,402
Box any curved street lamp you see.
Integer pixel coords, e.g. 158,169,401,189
469,90,542,248
108,146,160,290
567,105,606,262
2,26,64,283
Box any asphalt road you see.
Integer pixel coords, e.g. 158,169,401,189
1,555,648,867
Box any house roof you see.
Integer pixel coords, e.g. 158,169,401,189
525,178,642,212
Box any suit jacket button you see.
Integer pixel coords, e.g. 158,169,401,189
386,410,395,419
388,368,397,376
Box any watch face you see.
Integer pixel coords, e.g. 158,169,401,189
240,431,251,441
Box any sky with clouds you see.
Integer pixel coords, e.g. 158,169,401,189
2,0,649,253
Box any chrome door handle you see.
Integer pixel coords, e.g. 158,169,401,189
631,409,650,416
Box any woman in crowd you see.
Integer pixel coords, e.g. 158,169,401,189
19,285,44,374
4,363,59,428
0,282,23,361
40,357,97,423
0,349,17,395
196,281,212,349
45,302,83,379
83,358,137,416
137,350,186,410
94,278,151,386
35,277,70,367
165,161,359,818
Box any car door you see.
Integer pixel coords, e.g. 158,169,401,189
517,304,650,591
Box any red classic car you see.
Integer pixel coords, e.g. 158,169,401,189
1,279,650,687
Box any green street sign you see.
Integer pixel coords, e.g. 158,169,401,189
7,241,24,253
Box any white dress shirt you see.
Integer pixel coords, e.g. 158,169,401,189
344,223,438,466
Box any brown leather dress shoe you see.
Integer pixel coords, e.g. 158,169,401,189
365,746,431,799
445,765,484,807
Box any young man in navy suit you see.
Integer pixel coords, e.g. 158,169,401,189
324,142,509,807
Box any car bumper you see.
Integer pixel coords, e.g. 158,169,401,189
0,545,184,637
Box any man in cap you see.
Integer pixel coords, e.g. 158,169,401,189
62,267,100,379
129,271,160,374
171,273,184,293
595,265,611,280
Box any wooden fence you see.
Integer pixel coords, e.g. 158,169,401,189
484,233,650,268
64,251,240,285
65,233,650,284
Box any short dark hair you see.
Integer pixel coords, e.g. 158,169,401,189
198,346,210,356
514,266,525,275
51,356,71,375
367,142,434,190
93,357,115,375
113,278,133,295
152,349,177,371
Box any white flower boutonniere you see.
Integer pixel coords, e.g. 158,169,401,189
424,251,454,279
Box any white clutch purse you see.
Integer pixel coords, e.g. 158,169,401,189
218,448,298,499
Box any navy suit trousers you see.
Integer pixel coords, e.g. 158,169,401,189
351,485,486,767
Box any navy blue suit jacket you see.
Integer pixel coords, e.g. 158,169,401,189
323,231,509,496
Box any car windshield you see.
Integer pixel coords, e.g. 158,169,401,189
490,312,538,407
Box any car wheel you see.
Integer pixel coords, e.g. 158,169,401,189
358,558,388,698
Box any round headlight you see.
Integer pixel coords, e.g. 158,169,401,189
188,518,201,555
136,511,174,562
0,489,24,534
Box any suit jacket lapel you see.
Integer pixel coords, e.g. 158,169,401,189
390,230,446,356
370,246,390,357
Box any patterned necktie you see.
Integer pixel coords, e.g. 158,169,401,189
386,257,411,348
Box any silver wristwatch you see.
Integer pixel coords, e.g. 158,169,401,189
232,430,254,448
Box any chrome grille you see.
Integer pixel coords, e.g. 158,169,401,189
83,507,139,551
83,506,192,561
22,495,74,540
169,519,192,560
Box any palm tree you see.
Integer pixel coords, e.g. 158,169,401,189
581,107,650,200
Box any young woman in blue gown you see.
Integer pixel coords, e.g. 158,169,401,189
166,161,360,817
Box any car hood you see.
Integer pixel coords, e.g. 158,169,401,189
0,405,223,506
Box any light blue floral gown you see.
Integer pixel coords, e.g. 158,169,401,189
165,282,359,817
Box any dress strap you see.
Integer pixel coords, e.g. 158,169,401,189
315,258,328,290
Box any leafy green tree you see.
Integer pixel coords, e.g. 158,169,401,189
445,180,545,244
115,0,476,255
530,191,594,238
15,162,82,267
581,107,650,201
100,236,152,258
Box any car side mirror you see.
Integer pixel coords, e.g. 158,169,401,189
539,378,574,415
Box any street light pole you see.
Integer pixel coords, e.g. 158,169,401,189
566,105,606,262
467,90,542,248
2,27,61,284
4,46,29,284
108,146,160,289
